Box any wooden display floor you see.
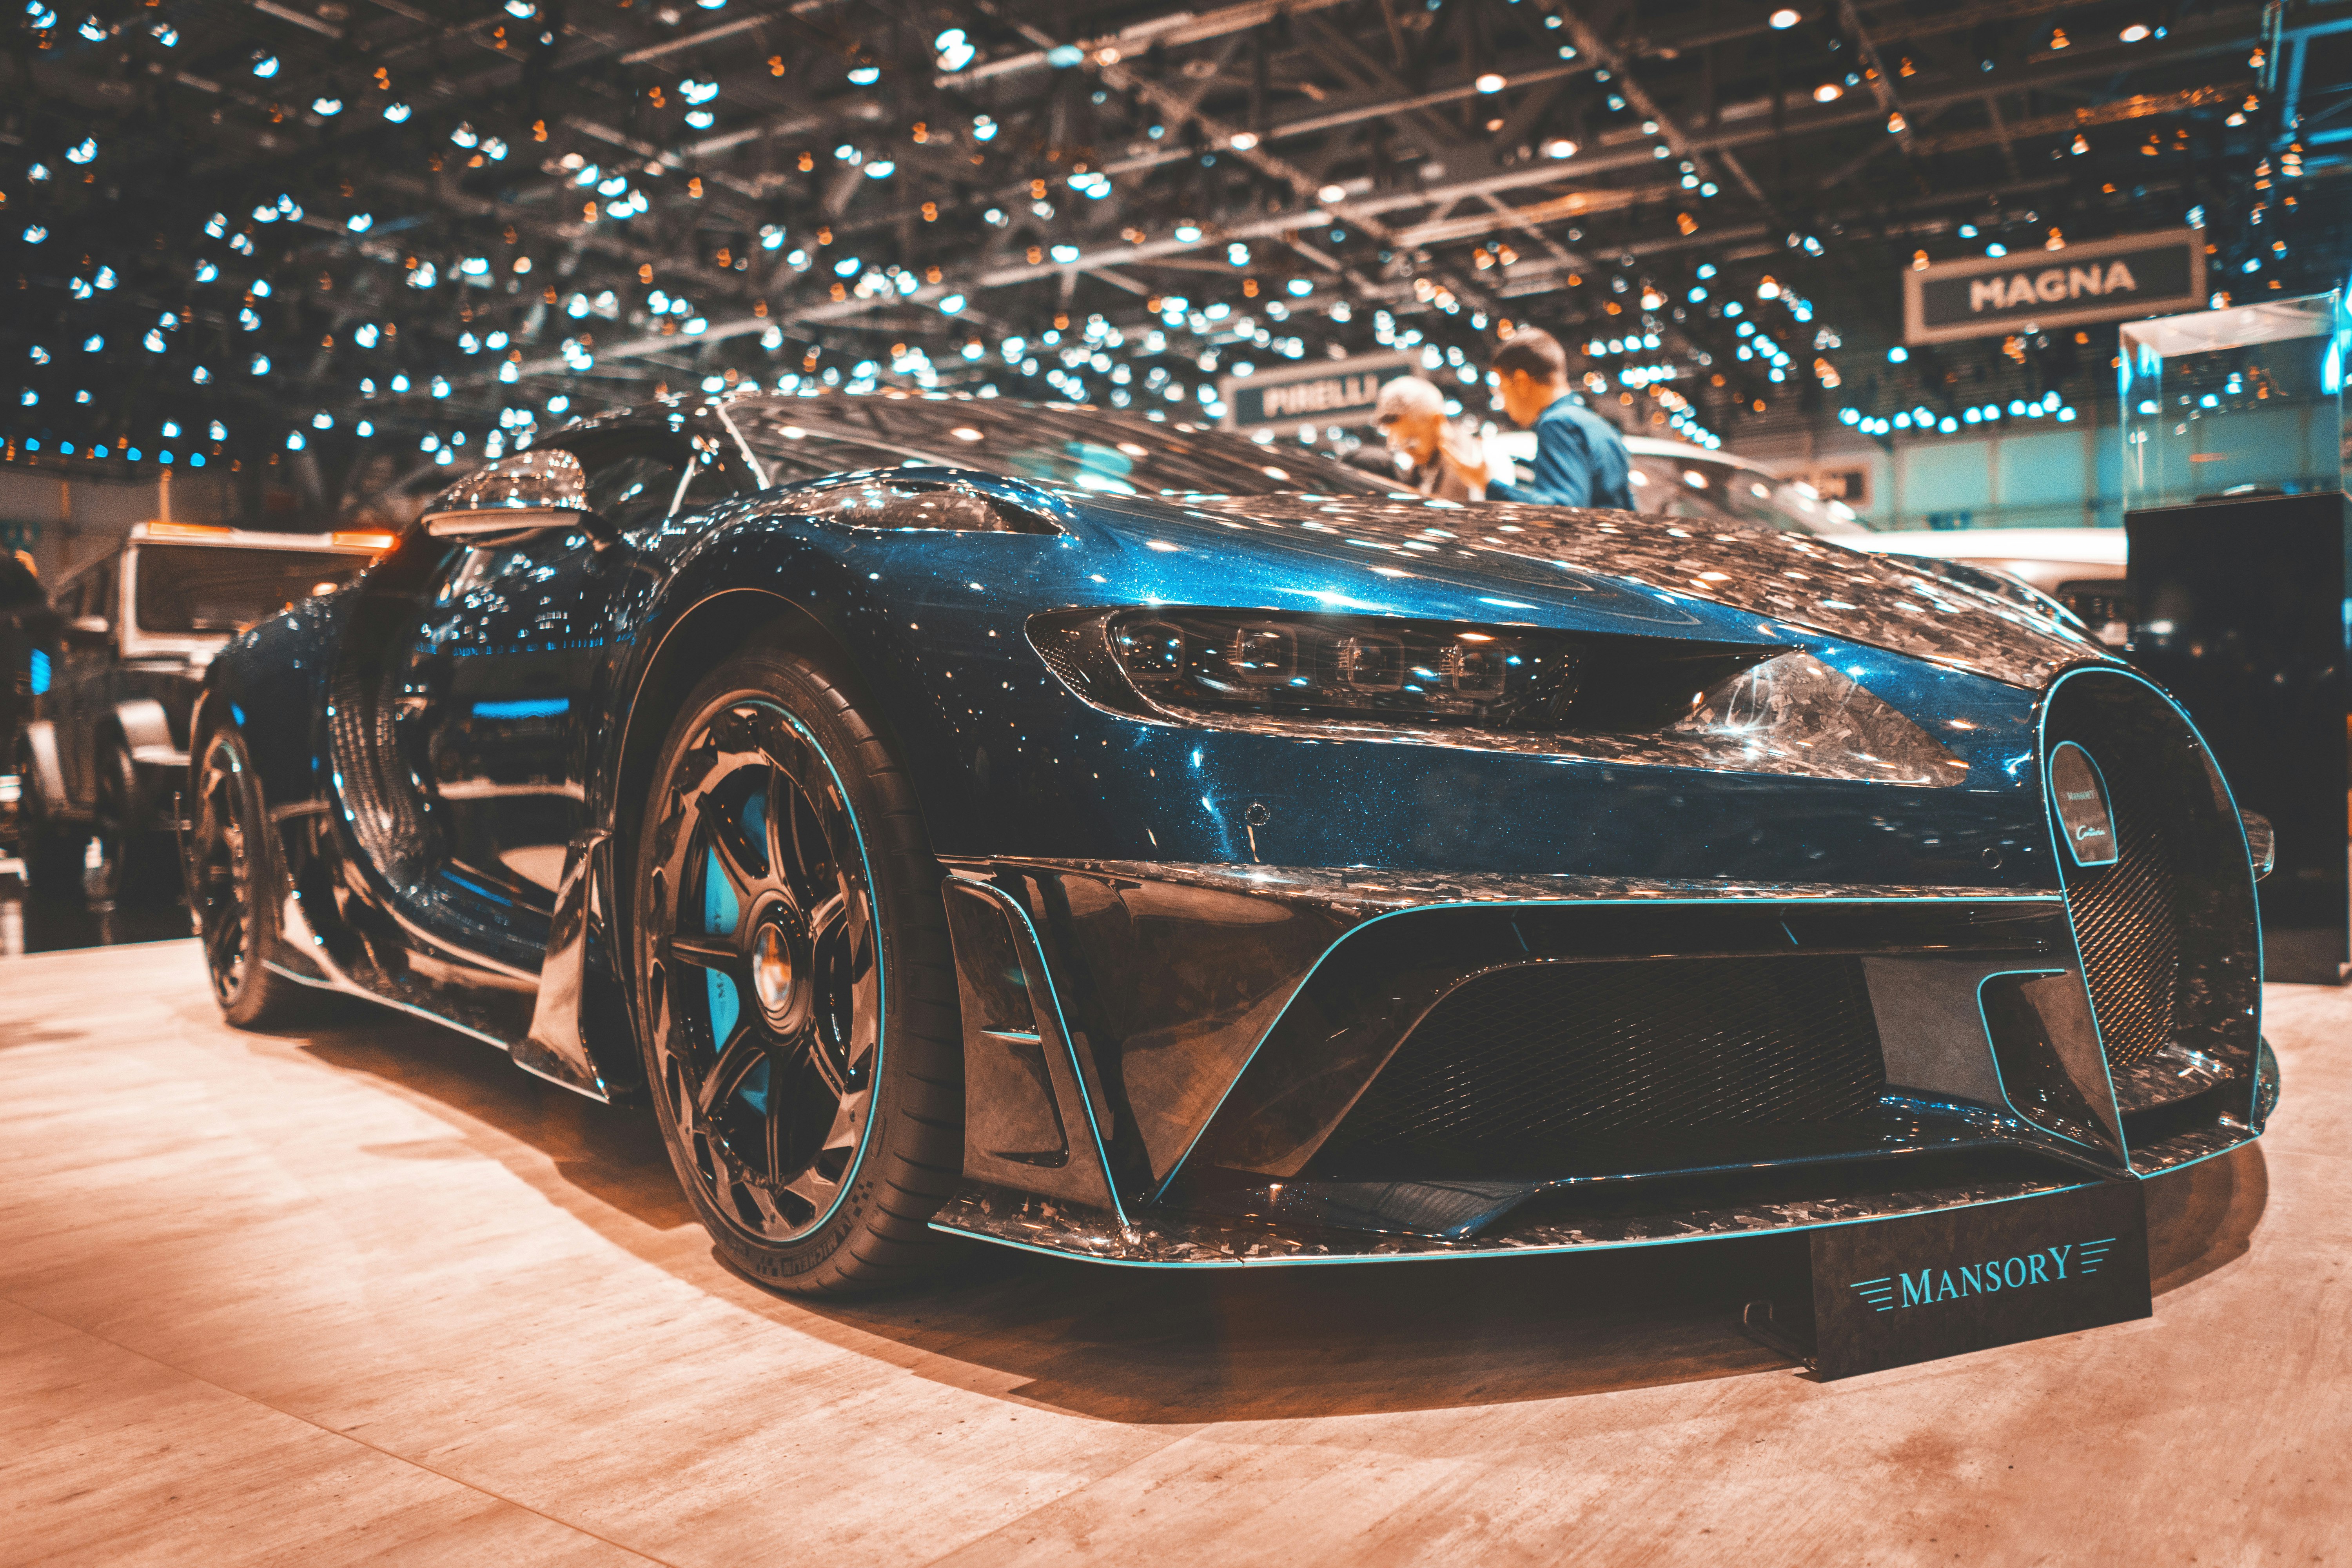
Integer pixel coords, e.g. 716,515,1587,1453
2,940,2345,1564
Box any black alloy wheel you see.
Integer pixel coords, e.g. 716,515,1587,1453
88,737,144,904
187,725,309,1027
634,648,962,1295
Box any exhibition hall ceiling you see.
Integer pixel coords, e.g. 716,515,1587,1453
4,0,2347,512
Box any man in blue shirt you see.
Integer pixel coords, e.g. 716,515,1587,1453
1441,327,1633,510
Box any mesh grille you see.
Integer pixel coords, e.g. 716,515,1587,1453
1317,956,1885,1172
2063,811,2183,1069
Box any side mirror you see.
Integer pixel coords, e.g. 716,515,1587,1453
421,449,615,544
64,614,111,646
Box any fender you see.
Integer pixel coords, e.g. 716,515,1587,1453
114,697,187,770
18,718,66,815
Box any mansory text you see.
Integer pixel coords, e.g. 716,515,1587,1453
183,390,2278,1292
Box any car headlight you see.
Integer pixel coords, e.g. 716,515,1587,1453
1030,608,1773,735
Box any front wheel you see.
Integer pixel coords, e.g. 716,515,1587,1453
632,648,964,1295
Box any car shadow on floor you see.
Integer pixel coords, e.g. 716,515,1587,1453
278,1000,2271,1423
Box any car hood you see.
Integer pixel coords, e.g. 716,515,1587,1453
1059,490,2110,690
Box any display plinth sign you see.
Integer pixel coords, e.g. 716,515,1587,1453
1748,1182,2152,1379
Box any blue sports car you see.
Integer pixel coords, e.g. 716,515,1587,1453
182,391,2276,1293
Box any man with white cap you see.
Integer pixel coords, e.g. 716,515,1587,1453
1370,376,1485,502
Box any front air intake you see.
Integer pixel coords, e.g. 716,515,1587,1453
1311,955,1887,1181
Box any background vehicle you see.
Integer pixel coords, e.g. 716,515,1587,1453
184,391,2269,1297
18,521,386,896
1,549,59,858
1488,428,2128,641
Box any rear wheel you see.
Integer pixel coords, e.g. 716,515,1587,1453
89,735,155,905
187,724,311,1028
632,648,963,1295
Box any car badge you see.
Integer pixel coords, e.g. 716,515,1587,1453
2049,741,2118,867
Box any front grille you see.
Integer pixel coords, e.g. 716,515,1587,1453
1314,955,1885,1176
2043,668,2261,1110
2063,811,2184,1069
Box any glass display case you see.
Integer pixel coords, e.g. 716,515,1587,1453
2119,290,2349,512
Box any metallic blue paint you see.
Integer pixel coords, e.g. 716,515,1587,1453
185,392,2272,1271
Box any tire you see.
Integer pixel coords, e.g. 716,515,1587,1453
632,647,964,1295
187,723,313,1028
89,735,152,905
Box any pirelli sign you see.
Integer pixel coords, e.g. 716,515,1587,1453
1220,350,1418,430
1903,228,2205,345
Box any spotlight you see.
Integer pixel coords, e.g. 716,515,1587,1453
1768,8,1800,28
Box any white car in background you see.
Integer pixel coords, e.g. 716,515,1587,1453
1486,430,2131,644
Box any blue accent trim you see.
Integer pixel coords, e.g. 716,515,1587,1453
230,702,247,728
442,868,514,907
470,697,571,719
956,876,1131,1229
929,1176,2104,1269
1152,888,2067,1204
26,648,48,695
2034,665,2267,1155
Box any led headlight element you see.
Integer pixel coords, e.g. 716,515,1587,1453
1033,608,1776,738
1112,613,1577,728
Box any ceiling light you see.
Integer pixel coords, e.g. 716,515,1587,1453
935,27,975,71
1813,83,1842,102
846,65,880,85
1319,183,1347,205
1475,72,1506,93
1768,8,1800,27
1542,137,1577,159
2120,24,2152,42
1229,131,1259,151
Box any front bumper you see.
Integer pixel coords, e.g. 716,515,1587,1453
926,666,2270,1267
927,857,2270,1267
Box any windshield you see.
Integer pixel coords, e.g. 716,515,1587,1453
1625,454,1875,535
725,396,1406,499
134,544,372,633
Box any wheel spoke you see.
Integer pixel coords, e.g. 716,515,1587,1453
821,1088,868,1155
661,933,741,973
779,1163,841,1215
777,783,835,906
695,1025,767,1119
788,1021,850,1102
203,905,243,972
703,826,764,918
804,889,847,947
